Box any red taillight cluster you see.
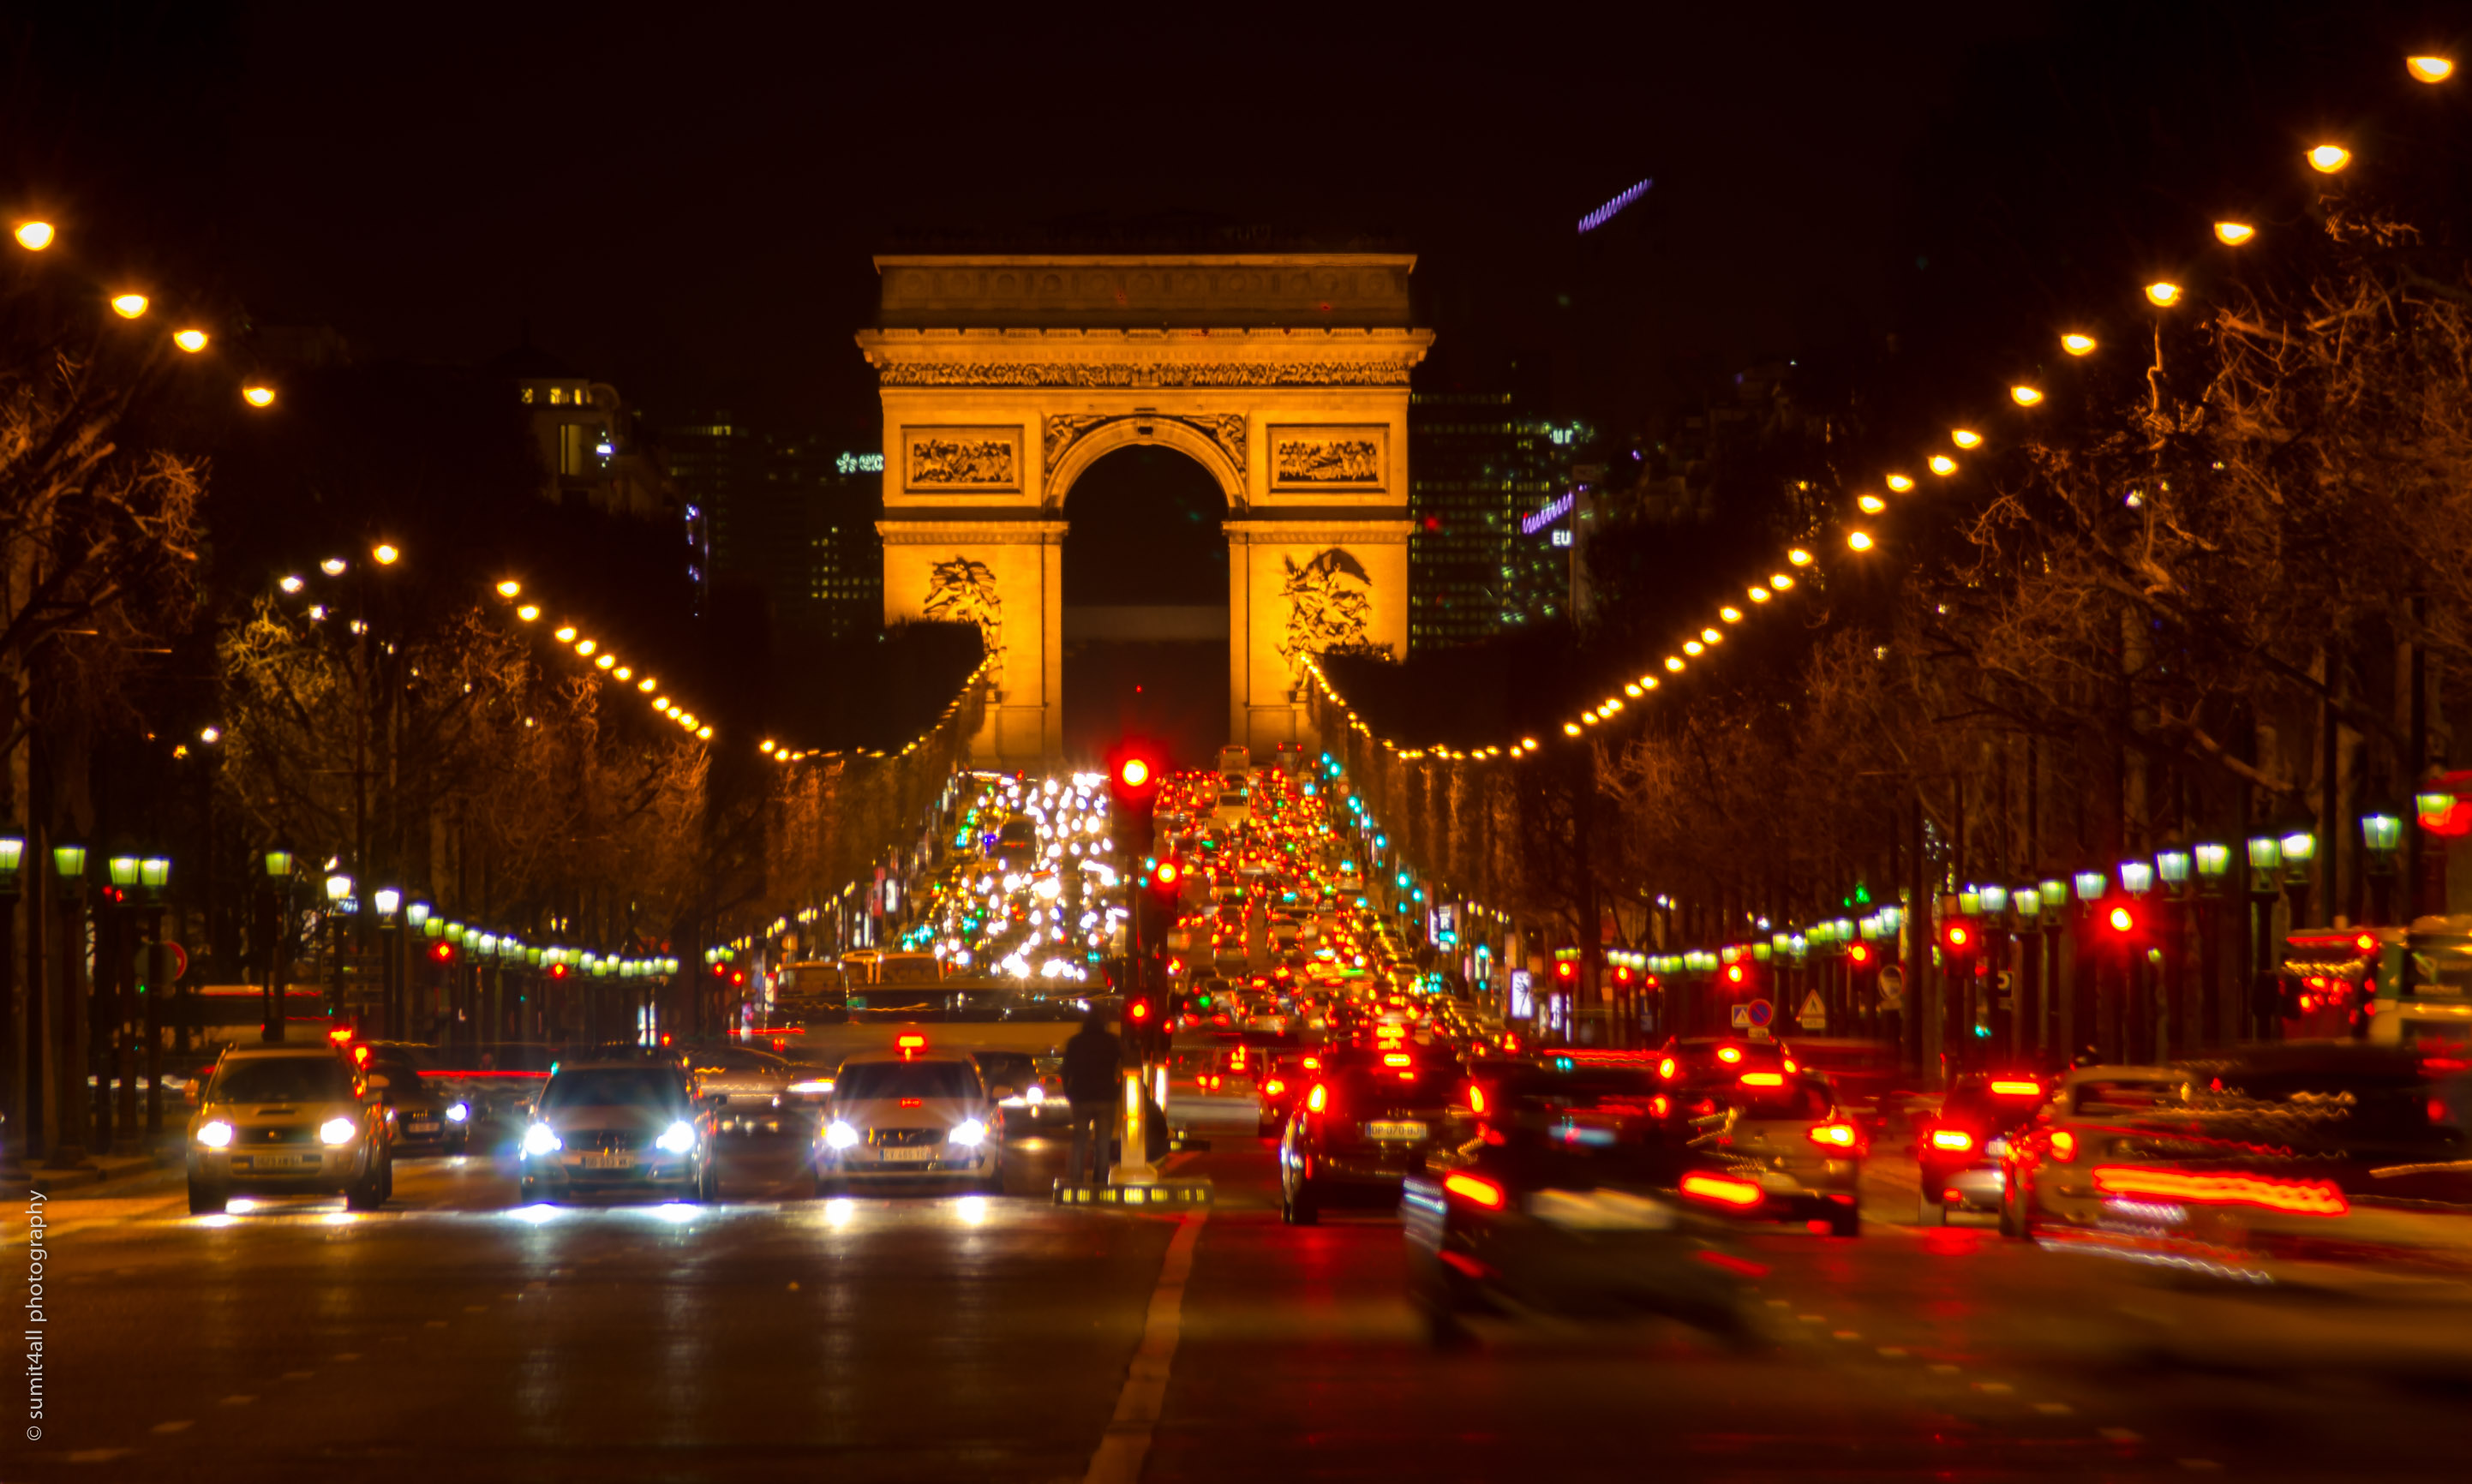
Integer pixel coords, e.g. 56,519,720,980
2049,1130,2076,1162
1680,1172,1763,1208
1306,1084,1328,1114
1263,1078,1286,1098
1443,1171,1507,1209
1930,1128,1975,1152
2092,1165,2348,1217
1807,1122,1858,1148
1990,1080,2043,1098
1740,1071,1785,1088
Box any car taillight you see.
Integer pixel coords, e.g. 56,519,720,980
900,1098,923,1109
1807,1122,1858,1148
1264,1079,1285,1097
1739,1072,1785,1087
1715,1046,1743,1064
2050,1130,2075,1163
1680,1173,1763,1208
1443,1171,1506,1209
1306,1084,1327,1114
1657,1056,1677,1079
1930,1128,1974,1152
1990,1080,2043,1098
1468,1084,1487,1116
2092,1166,2348,1216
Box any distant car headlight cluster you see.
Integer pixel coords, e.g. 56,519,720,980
824,1121,859,1150
949,1119,987,1147
521,1123,562,1158
656,1121,697,1155
446,1102,470,1122
196,1120,234,1148
319,1116,358,1146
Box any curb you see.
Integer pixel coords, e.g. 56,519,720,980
1053,1178,1214,1208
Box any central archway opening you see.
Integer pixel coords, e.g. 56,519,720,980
1061,446,1227,768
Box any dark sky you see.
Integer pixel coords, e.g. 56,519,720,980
9,1,2468,442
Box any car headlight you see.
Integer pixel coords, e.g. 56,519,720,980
446,1102,470,1122
521,1123,562,1158
824,1120,859,1150
1025,1085,1045,1105
949,1119,987,1147
656,1121,697,1155
319,1116,358,1146
196,1119,233,1148
787,1079,835,1096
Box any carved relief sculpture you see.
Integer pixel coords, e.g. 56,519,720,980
923,556,1005,675
1268,427,1389,492
908,435,1016,488
1040,412,1248,477
1276,548,1374,698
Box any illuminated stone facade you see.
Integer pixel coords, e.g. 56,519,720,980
860,254,1433,767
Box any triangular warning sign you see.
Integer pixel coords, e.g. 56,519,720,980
1799,990,1828,1026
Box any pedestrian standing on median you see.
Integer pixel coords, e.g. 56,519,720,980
1062,1007,1122,1185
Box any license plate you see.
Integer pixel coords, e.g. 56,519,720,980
581,1153,634,1170
1367,1121,1428,1142
878,1145,937,1163
239,1154,312,1170
406,1122,439,1134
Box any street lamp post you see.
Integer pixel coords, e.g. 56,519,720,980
2072,871,2105,1062
2361,811,2403,925
2247,833,2283,1042
404,900,431,1041
2192,844,2231,1050
261,848,295,1043
0,826,22,1176
48,841,90,1169
325,871,354,1025
105,847,141,1152
140,852,170,1138
374,888,402,1042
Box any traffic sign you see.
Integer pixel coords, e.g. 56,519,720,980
1729,1002,1751,1029
1877,965,1906,1012
1799,990,1828,1031
1745,997,1774,1028
165,941,189,982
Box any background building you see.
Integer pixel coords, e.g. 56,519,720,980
1407,390,1588,645
663,416,883,649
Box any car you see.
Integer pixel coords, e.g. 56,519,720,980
1679,1066,1865,1236
1278,1048,1468,1224
971,1049,1069,1133
2009,1044,2472,1278
1216,788,1250,828
811,1042,1005,1193
516,1061,719,1203
685,1043,799,1134
1916,1072,2058,1224
186,1044,392,1215
360,1059,471,1156
1404,1056,1760,1348
1998,1064,2183,1237
1658,1036,1793,1083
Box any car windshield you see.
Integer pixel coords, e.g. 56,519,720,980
1702,1078,1833,1122
539,1068,691,1113
1332,1068,1455,1111
213,1056,356,1104
835,1062,982,1101
973,1052,1037,1083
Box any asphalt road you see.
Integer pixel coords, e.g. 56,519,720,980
9,1117,2472,1481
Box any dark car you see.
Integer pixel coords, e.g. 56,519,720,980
1278,1049,1467,1224
516,1062,718,1203
1678,1069,1865,1236
1254,1048,1330,1136
1918,1072,2055,1224
1404,1057,1758,1347
971,1049,1068,1133
1660,1036,1793,1084
361,1060,470,1156
2012,1044,2472,1278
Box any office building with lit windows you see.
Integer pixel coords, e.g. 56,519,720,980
663,419,883,647
1407,391,1586,647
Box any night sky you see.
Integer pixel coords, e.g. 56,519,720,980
9,3,2466,439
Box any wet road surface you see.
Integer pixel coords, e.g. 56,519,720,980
11,1117,2472,1481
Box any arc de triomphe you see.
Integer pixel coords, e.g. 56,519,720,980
859,253,1433,768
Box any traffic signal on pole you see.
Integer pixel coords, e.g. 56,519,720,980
2104,903,2139,937
1942,919,1977,955
1107,742,1163,858
1553,958,1579,990
1847,942,1876,969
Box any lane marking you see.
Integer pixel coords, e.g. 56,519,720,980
2179,1461,2221,1472
2101,1427,2143,1443
1928,1364,1960,1375
1974,1381,2013,1395
280,1370,313,1380
218,1395,255,1406
1833,1331,1862,1340
1877,1347,1907,1358
68,1448,135,1463
2035,1402,2073,1415
150,1421,192,1434
1083,1211,1207,1484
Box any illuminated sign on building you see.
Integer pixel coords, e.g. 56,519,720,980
1577,178,1654,234
836,452,886,475
1520,492,1574,536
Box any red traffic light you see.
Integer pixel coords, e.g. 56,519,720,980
549,962,570,979
428,941,456,964
2106,905,2136,935
1942,921,1974,953
1119,757,1152,790
1155,859,1182,889
1553,960,1579,984
1128,999,1153,1022
1847,942,1875,968
1723,963,1747,985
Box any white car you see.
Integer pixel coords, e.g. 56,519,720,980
1216,788,1250,827
811,1041,1006,1193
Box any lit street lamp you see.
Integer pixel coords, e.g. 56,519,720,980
49,841,90,1167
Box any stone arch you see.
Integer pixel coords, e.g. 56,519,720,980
1044,414,1244,512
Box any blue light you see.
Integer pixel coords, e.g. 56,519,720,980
1577,177,1654,233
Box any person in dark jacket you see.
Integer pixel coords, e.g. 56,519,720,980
1061,1008,1122,1184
